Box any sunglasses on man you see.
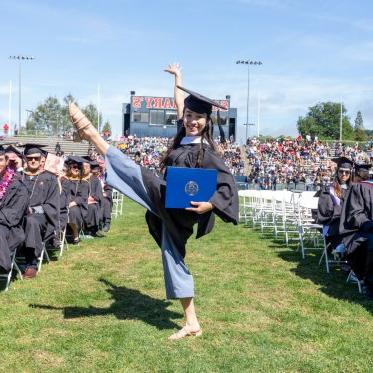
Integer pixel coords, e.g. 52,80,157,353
26,156,41,161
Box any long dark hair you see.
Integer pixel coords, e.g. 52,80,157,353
334,168,351,198
160,110,217,171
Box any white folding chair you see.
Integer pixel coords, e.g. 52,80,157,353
37,242,50,272
296,192,324,259
0,249,23,292
59,226,68,257
346,270,363,293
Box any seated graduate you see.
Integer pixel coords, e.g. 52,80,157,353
340,164,373,298
61,156,88,244
5,145,24,173
97,160,113,232
353,163,371,183
316,157,352,255
57,166,69,244
81,157,105,237
0,145,29,274
20,144,60,279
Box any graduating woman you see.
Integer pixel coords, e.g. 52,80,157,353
68,70,238,340
62,157,89,244
317,157,353,254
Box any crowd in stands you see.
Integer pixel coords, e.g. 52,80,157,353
0,143,113,284
246,137,372,190
113,135,373,192
116,135,245,175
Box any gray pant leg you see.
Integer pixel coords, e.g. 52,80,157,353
106,147,194,299
161,225,194,299
105,147,155,212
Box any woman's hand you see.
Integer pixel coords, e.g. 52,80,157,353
186,201,213,214
69,201,77,208
164,63,181,77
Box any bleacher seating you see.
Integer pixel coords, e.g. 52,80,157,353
3,136,91,156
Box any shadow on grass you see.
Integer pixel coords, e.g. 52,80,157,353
277,248,373,312
30,278,182,330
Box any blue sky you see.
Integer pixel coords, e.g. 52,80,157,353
1,0,373,142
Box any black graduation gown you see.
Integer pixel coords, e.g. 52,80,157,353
144,143,239,257
102,182,113,225
340,183,373,279
84,175,104,229
317,186,345,237
22,171,60,255
0,176,29,271
60,178,69,230
62,178,89,230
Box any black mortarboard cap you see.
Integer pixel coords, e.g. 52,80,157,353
5,145,22,158
331,157,353,170
355,163,372,171
90,161,100,169
177,85,227,116
65,156,84,165
0,141,17,153
81,156,92,163
81,156,99,168
19,143,48,157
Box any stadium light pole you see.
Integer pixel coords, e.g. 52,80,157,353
9,55,35,130
236,60,262,142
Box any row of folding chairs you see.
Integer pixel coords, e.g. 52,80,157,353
239,189,362,293
1,189,125,292
111,189,124,219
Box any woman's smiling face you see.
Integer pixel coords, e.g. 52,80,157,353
183,108,208,136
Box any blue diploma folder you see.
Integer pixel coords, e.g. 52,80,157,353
165,167,217,209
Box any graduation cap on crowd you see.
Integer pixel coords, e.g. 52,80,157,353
65,155,85,166
0,141,17,154
81,156,100,169
4,145,23,161
354,163,372,172
331,157,353,170
19,143,48,157
177,86,227,116
81,156,93,163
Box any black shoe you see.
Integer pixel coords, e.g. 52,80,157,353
102,224,110,233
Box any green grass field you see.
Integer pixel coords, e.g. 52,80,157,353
1,199,373,372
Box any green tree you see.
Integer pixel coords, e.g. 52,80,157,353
26,96,62,134
82,103,103,129
25,96,104,135
297,102,354,140
102,120,112,134
354,111,367,141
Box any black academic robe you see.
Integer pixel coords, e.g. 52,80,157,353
62,177,89,230
102,182,113,225
317,185,346,237
60,178,69,230
22,171,60,255
144,143,239,257
0,176,29,271
84,175,104,229
340,182,373,280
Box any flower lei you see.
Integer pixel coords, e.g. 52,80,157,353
0,167,16,200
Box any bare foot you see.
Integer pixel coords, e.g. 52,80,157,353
168,325,202,341
68,102,98,142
